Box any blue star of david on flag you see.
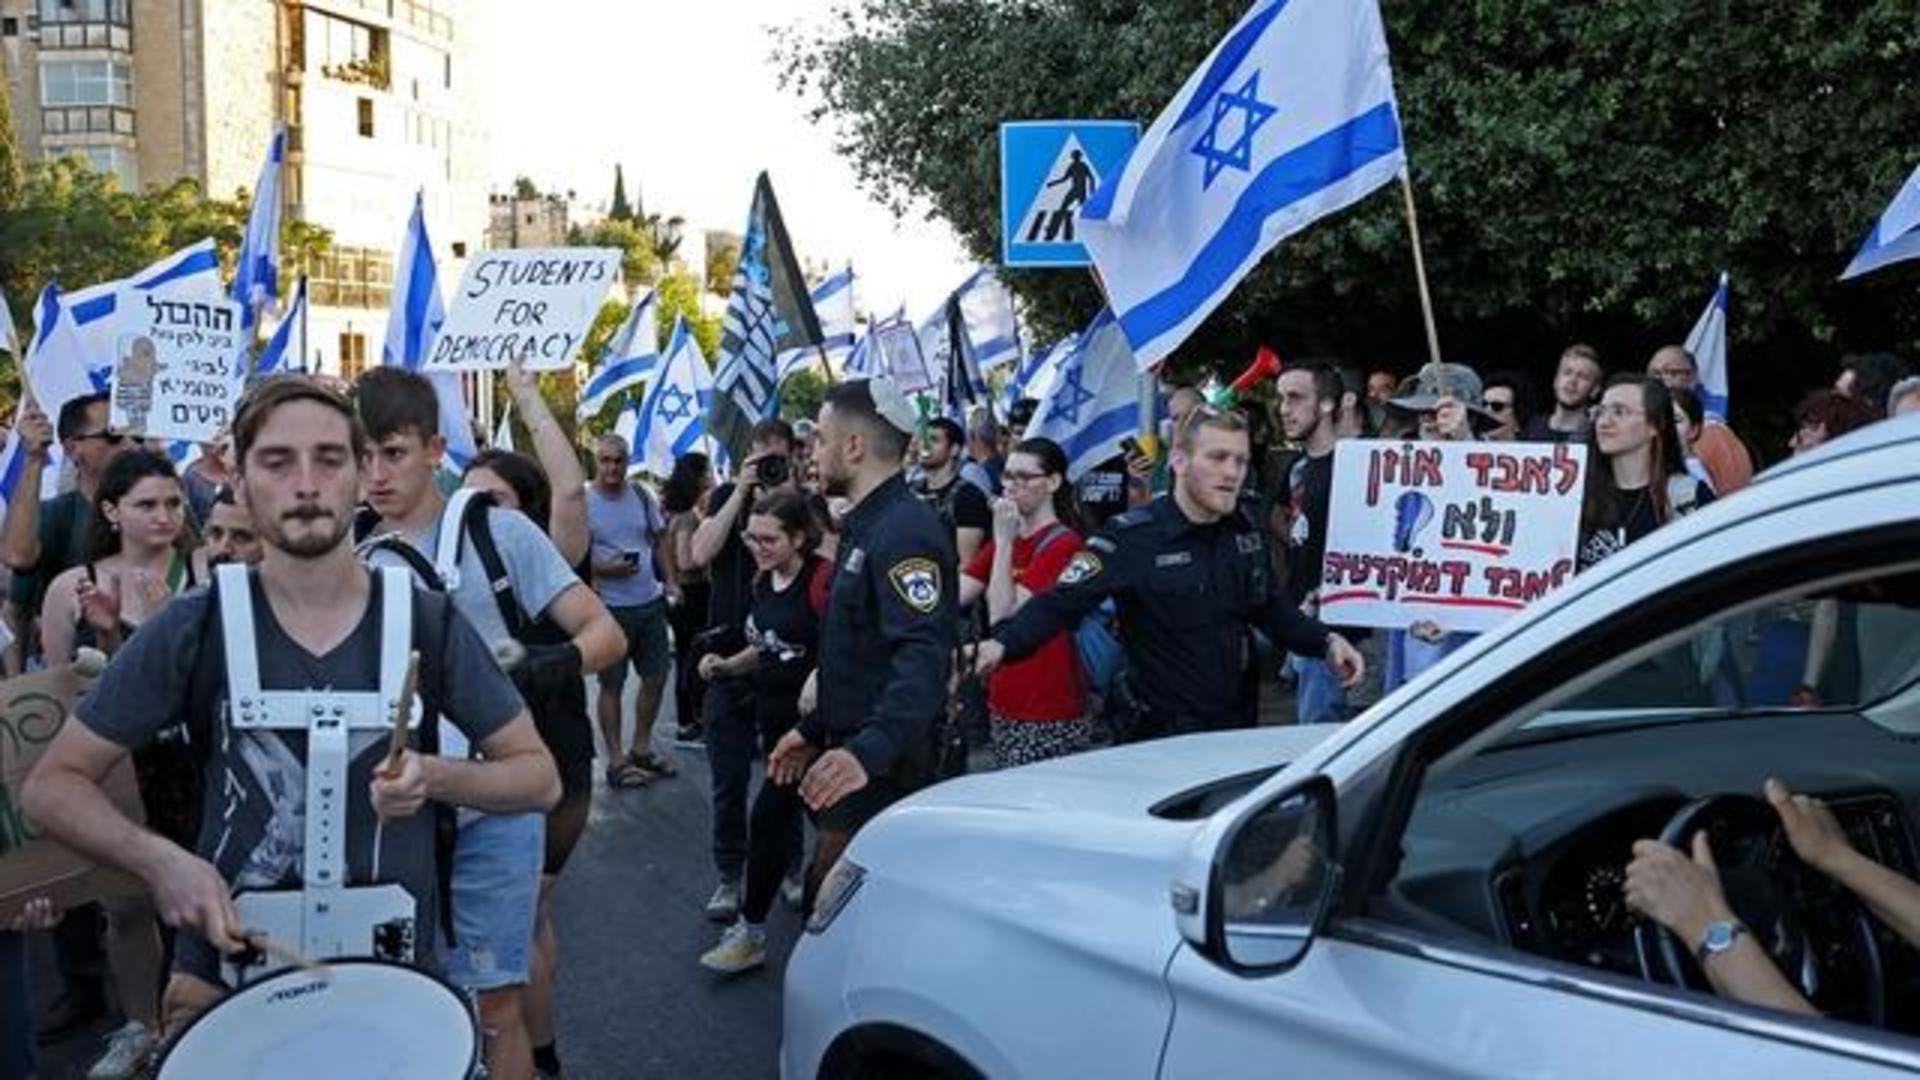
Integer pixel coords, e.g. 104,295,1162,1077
1191,71,1277,189
657,383,694,425
1046,362,1099,427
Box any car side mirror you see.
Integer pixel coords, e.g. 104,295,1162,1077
1197,776,1340,973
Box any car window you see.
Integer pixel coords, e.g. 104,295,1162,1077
1516,567,1920,738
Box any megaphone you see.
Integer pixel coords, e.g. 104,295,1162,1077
1230,346,1284,395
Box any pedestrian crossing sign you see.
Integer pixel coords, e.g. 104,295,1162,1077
1000,120,1141,269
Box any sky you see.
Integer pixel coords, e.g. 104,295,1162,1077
476,0,977,321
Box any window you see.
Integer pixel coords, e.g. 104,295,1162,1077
338,333,368,381
39,59,132,106
308,247,394,310
451,241,466,258
70,145,135,190
35,0,128,26
307,8,389,89
357,97,374,138
3,17,19,35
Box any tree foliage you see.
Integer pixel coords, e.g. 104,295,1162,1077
609,164,634,223
705,232,742,297
0,48,22,212
569,217,662,287
778,0,1919,435
654,270,723,360
780,366,829,421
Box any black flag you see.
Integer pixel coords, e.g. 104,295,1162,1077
709,173,823,464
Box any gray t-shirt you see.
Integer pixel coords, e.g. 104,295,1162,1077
78,572,523,984
585,482,667,608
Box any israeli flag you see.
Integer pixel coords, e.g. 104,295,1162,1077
384,193,445,371
843,328,876,379
1683,273,1730,420
256,276,308,375
952,268,1022,372
1079,0,1406,368
382,193,475,468
1003,333,1077,412
777,267,857,384
231,124,286,332
631,317,716,479
578,291,660,421
1025,308,1140,480
11,286,101,503
495,403,516,453
1841,163,1920,281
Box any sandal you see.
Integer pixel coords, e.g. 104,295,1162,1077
628,749,679,779
605,762,649,789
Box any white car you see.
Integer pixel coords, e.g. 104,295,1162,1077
784,416,1920,1079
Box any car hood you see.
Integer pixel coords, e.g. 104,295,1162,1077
901,725,1334,818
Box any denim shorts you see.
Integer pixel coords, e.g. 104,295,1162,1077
446,811,545,992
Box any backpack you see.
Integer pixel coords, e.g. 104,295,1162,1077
1029,525,1125,696
356,489,527,638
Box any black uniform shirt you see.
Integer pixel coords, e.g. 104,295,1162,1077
994,494,1333,721
801,473,957,778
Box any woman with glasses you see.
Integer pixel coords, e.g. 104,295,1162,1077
38,449,198,1078
959,437,1091,768
1577,375,1714,572
696,489,834,974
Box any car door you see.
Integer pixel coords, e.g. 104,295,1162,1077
1158,439,1920,1077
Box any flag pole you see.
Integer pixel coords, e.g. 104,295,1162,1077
1398,169,1443,369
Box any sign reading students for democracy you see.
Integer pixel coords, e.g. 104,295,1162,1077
108,292,243,444
428,248,620,372
1320,440,1589,633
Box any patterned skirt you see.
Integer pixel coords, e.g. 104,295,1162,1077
988,713,1092,770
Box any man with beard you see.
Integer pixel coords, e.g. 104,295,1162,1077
23,375,560,1037
769,379,955,899
195,487,265,572
975,405,1363,738
1522,344,1605,443
1273,364,1366,725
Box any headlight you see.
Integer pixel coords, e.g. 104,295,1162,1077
805,858,866,934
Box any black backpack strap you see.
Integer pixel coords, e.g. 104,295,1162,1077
358,534,447,593
454,496,528,640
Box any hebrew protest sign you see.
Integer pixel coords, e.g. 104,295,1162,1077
109,293,244,443
1320,440,1589,633
428,248,621,372
0,661,146,925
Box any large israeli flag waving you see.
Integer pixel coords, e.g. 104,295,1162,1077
777,267,857,383
60,240,224,374
1841,163,1920,281
231,125,286,332
1025,309,1140,481
383,193,475,467
631,317,716,479
578,291,660,421
953,269,1022,372
256,276,309,375
1683,273,1730,420
1079,0,1405,369
1003,333,1077,412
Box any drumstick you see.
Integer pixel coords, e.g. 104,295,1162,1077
244,932,331,980
382,650,422,775
492,639,527,672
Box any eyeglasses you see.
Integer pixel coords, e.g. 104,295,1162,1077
1001,469,1049,485
1595,404,1643,420
71,430,128,445
743,533,784,548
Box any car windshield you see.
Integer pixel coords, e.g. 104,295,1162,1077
1516,567,1920,740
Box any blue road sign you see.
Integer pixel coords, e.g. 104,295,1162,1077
1001,120,1141,269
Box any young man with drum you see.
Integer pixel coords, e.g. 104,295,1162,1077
22,376,560,1046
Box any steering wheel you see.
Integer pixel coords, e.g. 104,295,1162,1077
1632,794,1885,1025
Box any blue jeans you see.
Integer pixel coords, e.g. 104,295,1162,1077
705,678,801,885
1293,656,1351,726
0,931,31,1079
447,812,545,993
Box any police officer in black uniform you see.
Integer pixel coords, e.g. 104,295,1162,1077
976,406,1364,737
769,377,956,897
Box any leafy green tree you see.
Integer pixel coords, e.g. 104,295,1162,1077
654,270,722,359
779,0,1919,444
780,366,829,421
705,232,742,297
0,48,22,212
513,176,541,200
569,217,662,288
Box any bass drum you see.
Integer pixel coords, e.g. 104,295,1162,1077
153,960,478,1079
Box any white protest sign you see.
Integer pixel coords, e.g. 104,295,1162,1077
1320,439,1588,633
108,292,243,443
427,248,620,372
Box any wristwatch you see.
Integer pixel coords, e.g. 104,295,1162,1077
1695,919,1746,964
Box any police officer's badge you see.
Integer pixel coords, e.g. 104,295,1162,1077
1059,552,1102,585
888,558,942,614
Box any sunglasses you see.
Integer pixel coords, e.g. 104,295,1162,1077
71,430,129,445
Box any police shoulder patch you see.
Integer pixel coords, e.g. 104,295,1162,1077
1059,551,1104,586
887,557,942,614
1086,535,1119,554
1111,509,1152,531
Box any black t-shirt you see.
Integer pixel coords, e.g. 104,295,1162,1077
1075,455,1130,529
1276,450,1335,605
1521,415,1587,444
8,489,92,617
913,472,991,539
746,555,829,728
703,482,757,632
79,572,523,983
1576,478,1716,571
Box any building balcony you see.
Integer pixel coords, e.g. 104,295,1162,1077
35,21,131,51
40,105,135,138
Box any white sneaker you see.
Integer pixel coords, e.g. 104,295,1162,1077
704,880,742,922
88,1020,156,1080
781,870,806,910
699,919,766,974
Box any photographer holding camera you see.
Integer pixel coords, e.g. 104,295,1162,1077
684,418,806,922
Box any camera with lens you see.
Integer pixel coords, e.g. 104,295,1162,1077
752,454,791,487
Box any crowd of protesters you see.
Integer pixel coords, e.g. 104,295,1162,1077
0,335,1911,1078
